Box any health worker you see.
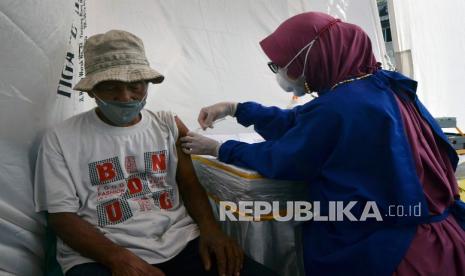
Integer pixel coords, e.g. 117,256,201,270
181,12,465,276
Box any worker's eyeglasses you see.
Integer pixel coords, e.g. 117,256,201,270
267,62,279,74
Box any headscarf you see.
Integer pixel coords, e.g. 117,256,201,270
260,12,380,92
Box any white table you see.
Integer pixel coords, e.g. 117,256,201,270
192,155,307,276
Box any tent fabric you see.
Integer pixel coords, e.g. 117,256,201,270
78,0,387,134
388,0,465,130
0,1,73,275
0,0,385,275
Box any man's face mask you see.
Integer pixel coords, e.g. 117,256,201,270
94,93,147,126
275,38,317,97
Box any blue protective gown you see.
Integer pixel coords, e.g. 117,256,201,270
218,70,465,276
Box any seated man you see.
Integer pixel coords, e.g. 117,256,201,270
34,30,275,276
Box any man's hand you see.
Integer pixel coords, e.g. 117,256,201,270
199,226,244,276
47,213,164,276
109,249,165,276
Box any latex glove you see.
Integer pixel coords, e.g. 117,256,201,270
180,131,221,157
198,102,238,130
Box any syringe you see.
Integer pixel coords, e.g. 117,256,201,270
194,117,227,132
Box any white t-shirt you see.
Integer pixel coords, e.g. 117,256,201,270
34,108,199,273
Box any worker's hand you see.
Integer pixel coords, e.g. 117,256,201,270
199,225,244,276
109,249,165,276
198,102,238,130
180,131,220,157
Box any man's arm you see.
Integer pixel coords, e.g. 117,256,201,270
174,116,244,276
48,212,164,276
35,130,163,276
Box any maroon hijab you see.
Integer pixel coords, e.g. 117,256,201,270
260,12,380,92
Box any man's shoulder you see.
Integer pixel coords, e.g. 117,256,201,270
145,109,176,121
144,109,177,127
144,109,180,139
55,109,91,128
43,109,93,140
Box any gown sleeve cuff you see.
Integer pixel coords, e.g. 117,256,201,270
234,102,261,127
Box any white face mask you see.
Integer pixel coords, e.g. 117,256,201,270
276,39,317,97
276,68,307,97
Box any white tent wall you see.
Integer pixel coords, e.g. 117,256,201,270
81,0,387,135
0,1,73,275
388,0,465,130
0,1,384,275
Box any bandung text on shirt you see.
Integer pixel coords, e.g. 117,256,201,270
88,150,176,227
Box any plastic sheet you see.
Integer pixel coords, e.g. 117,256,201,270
388,0,465,130
192,155,308,276
82,0,387,134
0,1,73,274
193,155,308,203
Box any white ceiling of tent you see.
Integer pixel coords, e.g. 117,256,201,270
75,0,387,134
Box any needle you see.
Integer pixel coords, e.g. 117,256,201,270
194,117,227,132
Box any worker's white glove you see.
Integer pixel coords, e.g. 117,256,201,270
180,131,221,157
198,102,238,130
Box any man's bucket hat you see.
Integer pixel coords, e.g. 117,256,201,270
73,30,164,91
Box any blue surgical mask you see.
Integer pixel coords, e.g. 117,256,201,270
276,38,317,97
94,93,147,126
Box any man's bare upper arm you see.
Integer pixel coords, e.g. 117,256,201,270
174,116,198,182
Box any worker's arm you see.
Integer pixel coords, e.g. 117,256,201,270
174,116,244,276
235,102,303,140
219,104,342,181
48,212,164,276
